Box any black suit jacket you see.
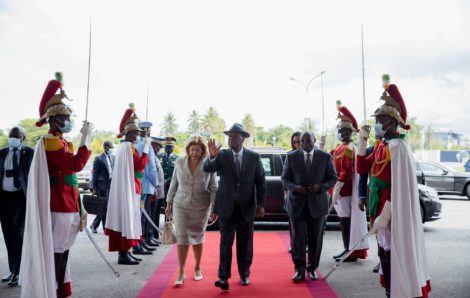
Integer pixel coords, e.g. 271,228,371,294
281,149,337,218
204,148,266,221
92,153,114,197
0,146,34,195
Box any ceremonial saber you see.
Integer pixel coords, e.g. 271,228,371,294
145,83,149,121
322,231,372,281
84,227,120,278
141,207,163,237
85,17,92,122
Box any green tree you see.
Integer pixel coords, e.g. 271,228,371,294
241,114,256,147
161,112,178,136
187,110,202,134
265,125,294,149
201,107,226,144
0,129,8,148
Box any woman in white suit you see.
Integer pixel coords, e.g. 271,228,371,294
165,135,218,286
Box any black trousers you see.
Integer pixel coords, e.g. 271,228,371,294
0,190,26,275
91,197,108,230
141,194,157,241
218,202,254,280
152,199,164,239
289,207,324,272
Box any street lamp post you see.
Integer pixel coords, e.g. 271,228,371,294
290,70,327,135
272,136,276,148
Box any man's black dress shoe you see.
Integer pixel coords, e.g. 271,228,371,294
373,262,380,273
8,274,18,286
90,225,97,234
292,271,305,282
128,252,142,262
118,254,139,265
1,273,13,282
214,279,229,290
151,237,161,244
142,243,156,251
240,277,250,286
308,270,318,281
145,240,159,247
132,247,153,255
333,250,348,260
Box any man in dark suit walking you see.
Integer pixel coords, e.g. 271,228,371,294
0,126,34,286
90,141,115,233
282,131,337,281
204,123,266,291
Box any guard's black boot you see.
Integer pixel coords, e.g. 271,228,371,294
118,251,139,265
55,250,69,298
333,218,349,260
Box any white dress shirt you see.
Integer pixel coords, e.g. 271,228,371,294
303,148,314,162
2,146,22,192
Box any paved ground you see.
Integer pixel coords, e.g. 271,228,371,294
1,195,469,297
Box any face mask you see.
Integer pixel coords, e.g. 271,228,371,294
106,148,114,155
8,137,22,149
136,136,143,143
336,133,342,141
59,120,73,133
374,120,392,138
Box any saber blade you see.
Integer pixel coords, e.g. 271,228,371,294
323,231,372,280
85,17,92,122
141,207,163,237
84,227,120,278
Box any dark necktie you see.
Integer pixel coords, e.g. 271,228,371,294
12,148,20,188
306,153,311,175
234,153,241,177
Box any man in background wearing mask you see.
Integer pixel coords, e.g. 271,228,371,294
151,137,166,243
330,101,369,263
0,126,34,287
356,75,431,297
90,141,115,233
105,105,150,265
159,137,178,197
20,72,93,298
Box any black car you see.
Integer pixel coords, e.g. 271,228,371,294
416,160,470,200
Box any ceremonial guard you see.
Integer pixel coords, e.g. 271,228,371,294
20,73,93,298
159,136,178,195
330,101,368,262
105,104,150,265
356,75,431,297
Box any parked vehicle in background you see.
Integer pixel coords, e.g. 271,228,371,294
77,160,93,191
416,160,470,200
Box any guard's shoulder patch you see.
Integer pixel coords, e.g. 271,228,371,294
44,136,62,151
344,147,355,159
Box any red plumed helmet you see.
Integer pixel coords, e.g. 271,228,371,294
118,109,135,138
336,100,359,132
117,103,140,138
36,80,62,127
387,84,410,130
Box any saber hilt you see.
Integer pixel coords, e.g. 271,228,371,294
84,227,120,278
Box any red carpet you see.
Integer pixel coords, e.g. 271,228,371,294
137,232,337,298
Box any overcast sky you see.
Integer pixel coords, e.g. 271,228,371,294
1,0,469,138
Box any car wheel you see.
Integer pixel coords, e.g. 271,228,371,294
420,205,425,224
465,184,470,200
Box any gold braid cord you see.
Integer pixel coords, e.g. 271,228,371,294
371,145,391,177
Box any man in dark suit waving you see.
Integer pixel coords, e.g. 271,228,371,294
282,131,337,281
0,126,34,286
204,123,266,291
90,141,115,233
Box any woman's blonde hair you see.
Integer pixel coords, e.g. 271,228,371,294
184,135,207,158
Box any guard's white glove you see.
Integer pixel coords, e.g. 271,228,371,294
79,121,93,149
357,125,370,156
143,135,151,154
332,181,344,204
370,200,391,234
